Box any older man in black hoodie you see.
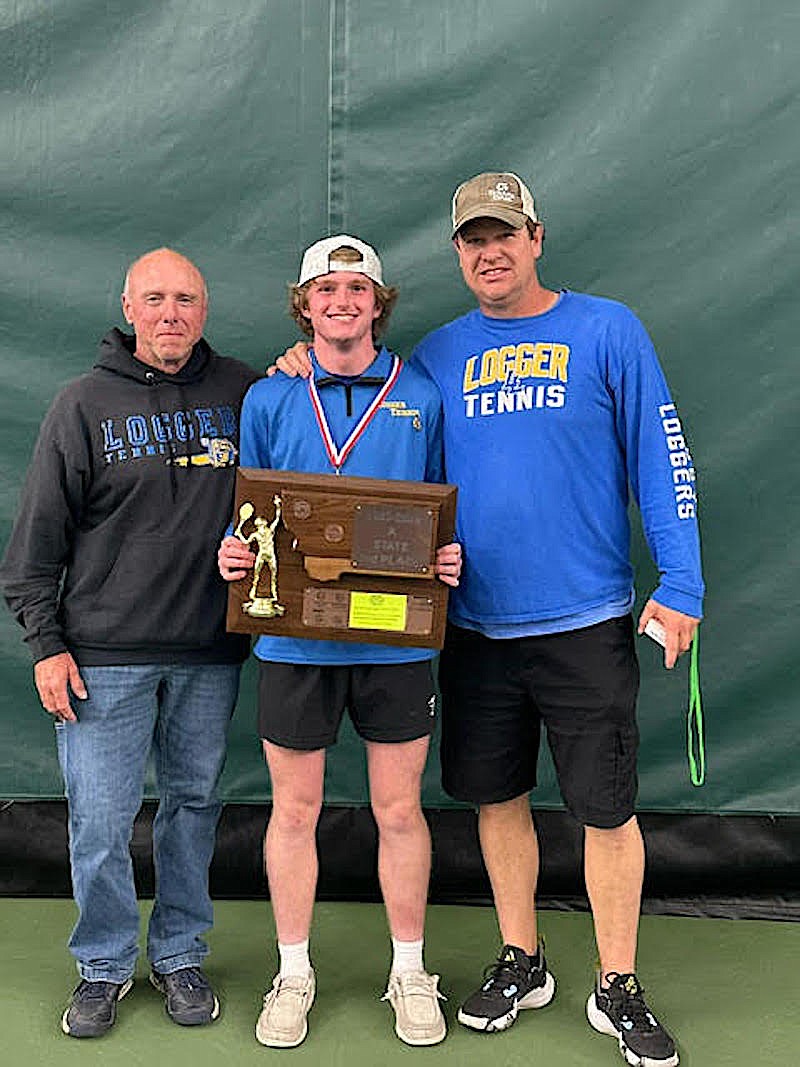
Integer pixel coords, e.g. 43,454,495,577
0,248,258,1037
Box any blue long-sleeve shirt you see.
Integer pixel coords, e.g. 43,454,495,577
411,291,704,635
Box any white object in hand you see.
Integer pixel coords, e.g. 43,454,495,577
644,618,667,647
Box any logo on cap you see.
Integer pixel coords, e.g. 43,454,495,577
451,172,539,236
488,180,518,204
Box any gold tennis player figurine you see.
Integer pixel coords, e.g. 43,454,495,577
234,495,286,618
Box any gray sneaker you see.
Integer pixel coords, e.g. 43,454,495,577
383,970,447,1046
61,977,134,1038
255,971,316,1048
150,966,220,1026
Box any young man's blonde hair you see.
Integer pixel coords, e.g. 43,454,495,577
288,246,398,340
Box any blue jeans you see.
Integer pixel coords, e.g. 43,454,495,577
55,663,240,982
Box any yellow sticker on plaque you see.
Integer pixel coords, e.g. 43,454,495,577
349,592,408,632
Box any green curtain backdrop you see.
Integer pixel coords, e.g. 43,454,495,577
1,0,797,812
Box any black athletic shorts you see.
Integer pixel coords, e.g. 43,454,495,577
257,659,437,750
437,616,640,828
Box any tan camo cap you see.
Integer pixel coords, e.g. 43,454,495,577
451,172,539,236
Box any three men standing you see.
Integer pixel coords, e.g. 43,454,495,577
3,171,703,1066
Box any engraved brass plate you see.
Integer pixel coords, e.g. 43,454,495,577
352,503,434,575
302,589,435,636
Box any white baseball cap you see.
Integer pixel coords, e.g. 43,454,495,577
297,235,384,286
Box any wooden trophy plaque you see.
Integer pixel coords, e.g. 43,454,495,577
226,469,458,649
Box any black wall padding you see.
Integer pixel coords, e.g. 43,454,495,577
3,801,798,921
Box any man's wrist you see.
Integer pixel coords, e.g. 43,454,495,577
30,639,69,665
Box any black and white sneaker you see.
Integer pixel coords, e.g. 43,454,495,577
61,977,133,1037
457,942,556,1032
587,971,678,1066
150,966,220,1026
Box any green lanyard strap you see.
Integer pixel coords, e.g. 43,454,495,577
687,629,705,786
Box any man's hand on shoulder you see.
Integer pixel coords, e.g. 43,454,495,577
33,652,87,722
638,599,700,670
266,341,312,378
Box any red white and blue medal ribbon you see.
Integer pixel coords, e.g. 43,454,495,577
308,354,402,474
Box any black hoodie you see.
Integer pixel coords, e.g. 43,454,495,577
0,329,259,665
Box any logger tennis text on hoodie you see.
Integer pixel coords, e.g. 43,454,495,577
410,291,704,635
0,328,258,665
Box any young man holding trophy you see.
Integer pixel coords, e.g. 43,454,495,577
218,236,460,1049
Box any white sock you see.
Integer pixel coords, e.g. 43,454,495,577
278,939,311,978
391,937,424,975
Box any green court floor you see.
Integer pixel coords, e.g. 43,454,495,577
2,899,796,1066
